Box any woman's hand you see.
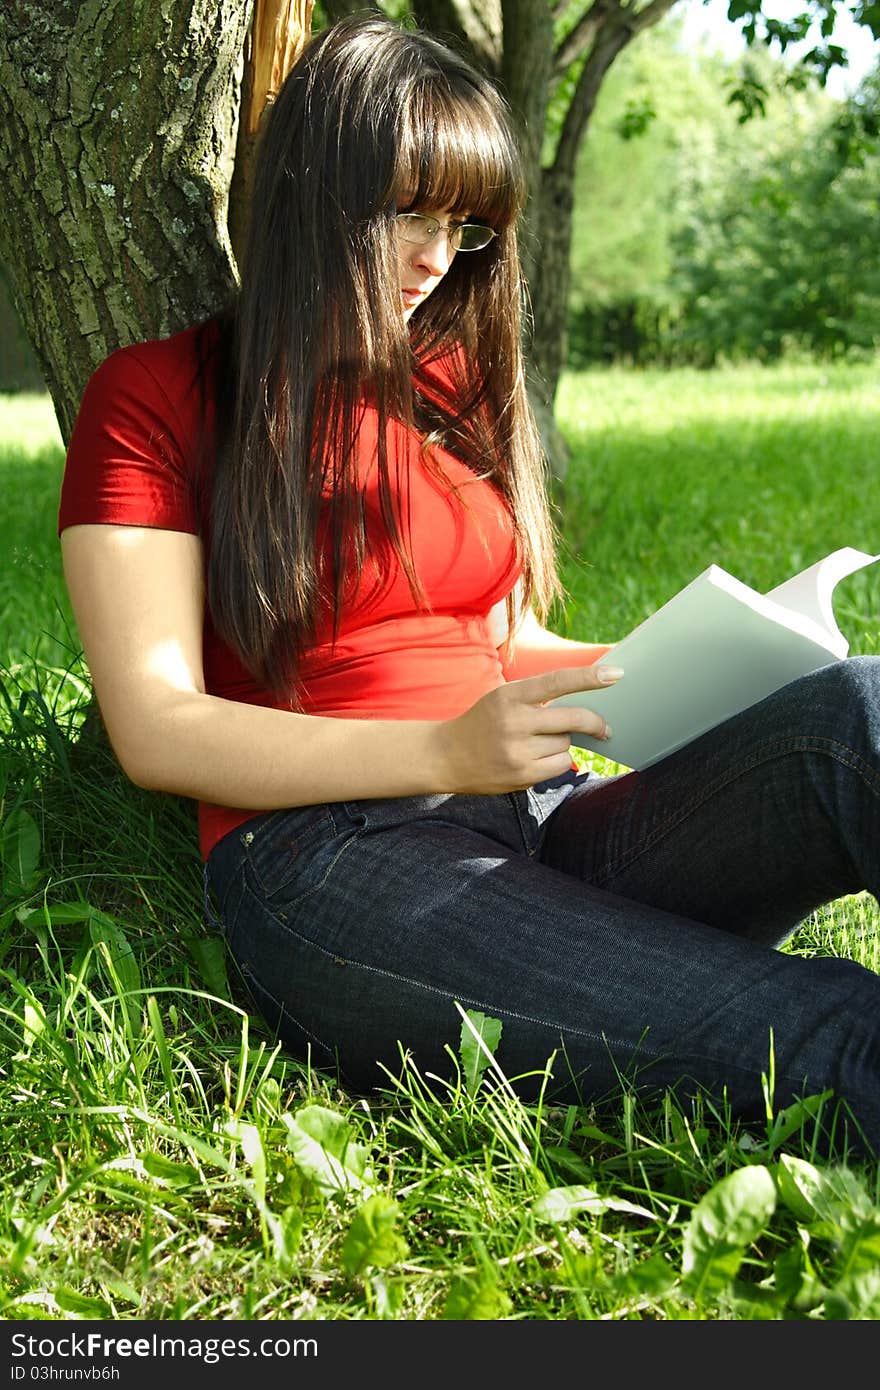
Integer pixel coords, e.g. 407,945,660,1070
435,663,623,794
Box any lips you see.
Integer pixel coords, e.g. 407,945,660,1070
401,288,425,307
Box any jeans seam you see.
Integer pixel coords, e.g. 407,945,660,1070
593,734,879,887
239,962,338,1059
508,791,538,857
237,878,669,1064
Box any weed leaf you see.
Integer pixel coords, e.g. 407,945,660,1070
236,1121,267,1205
272,1204,304,1270
459,1008,503,1093
184,933,230,998
141,1153,200,1187
88,911,141,996
16,900,93,928
766,1090,835,1156
1,807,40,895
682,1164,776,1302
21,995,46,1055
774,1154,830,1225
773,1242,827,1312
533,1184,656,1223
825,1265,880,1319
775,1155,873,1231
443,1272,512,1320
342,1194,409,1278
371,1274,406,1319
54,1288,111,1318
282,1104,376,1196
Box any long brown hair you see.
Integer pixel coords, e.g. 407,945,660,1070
208,15,561,696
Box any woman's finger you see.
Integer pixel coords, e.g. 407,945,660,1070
512,662,624,707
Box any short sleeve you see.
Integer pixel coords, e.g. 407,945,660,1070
58,335,203,537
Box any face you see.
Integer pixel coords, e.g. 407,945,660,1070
397,207,463,322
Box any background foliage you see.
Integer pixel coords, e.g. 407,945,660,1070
567,19,880,365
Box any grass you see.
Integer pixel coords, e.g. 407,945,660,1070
1,361,879,1323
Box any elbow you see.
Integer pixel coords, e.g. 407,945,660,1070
99,718,177,795
122,757,168,794
108,736,165,793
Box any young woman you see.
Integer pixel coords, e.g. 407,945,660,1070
59,16,880,1152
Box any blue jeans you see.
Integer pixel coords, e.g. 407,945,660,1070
205,657,880,1152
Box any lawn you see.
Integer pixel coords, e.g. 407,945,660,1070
1,360,879,1323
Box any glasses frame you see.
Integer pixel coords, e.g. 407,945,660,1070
394,211,497,253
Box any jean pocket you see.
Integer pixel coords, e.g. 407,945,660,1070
241,803,352,901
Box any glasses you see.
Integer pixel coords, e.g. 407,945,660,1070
395,212,497,253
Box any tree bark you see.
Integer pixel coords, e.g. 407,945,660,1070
0,0,253,442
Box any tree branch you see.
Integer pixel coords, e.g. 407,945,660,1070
553,1,608,77
412,0,503,73
321,0,381,23
553,0,680,79
552,0,681,172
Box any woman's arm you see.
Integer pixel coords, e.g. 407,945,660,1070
61,525,621,807
495,604,614,682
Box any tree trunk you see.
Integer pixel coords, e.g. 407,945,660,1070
528,3,681,404
0,0,253,443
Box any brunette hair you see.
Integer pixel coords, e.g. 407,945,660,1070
208,14,561,695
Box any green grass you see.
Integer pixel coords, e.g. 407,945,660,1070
1,362,879,1323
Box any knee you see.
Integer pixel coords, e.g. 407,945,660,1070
803,656,880,738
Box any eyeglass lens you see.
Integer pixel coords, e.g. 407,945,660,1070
396,213,495,252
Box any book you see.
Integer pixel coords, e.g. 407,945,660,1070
552,546,879,771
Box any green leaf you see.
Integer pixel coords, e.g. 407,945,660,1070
774,1154,829,1225
533,1184,656,1224
272,1204,304,1271
371,1274,406,1319
443,1273,513,1321
88,912,141,995
773,1242,827,1312
775,1155,872,1231
682,1165,777,1302
1,807,41,895
21,995,46,1055
825,1265,880,1320
341,1194,409,1278
184,933,231,999
54,1288,111,1318
282,1104,375,1196
602,1251,678,1300
16,900,94,928
141,1152,200,1186
766,1090,835,1156
459,1008,503,1092
237,1122,267,1205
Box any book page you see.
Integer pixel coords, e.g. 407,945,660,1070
764,547,878,641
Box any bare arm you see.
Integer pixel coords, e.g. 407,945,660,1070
61,525,621,807
494,603,614,682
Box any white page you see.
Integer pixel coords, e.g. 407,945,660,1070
765,547,878,638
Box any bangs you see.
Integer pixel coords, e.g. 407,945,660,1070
391,77,524,228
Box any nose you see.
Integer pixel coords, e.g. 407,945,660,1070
410,226,457,276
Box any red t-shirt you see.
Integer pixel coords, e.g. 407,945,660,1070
59,323,521,858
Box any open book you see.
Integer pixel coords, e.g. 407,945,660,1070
552,547,878,770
